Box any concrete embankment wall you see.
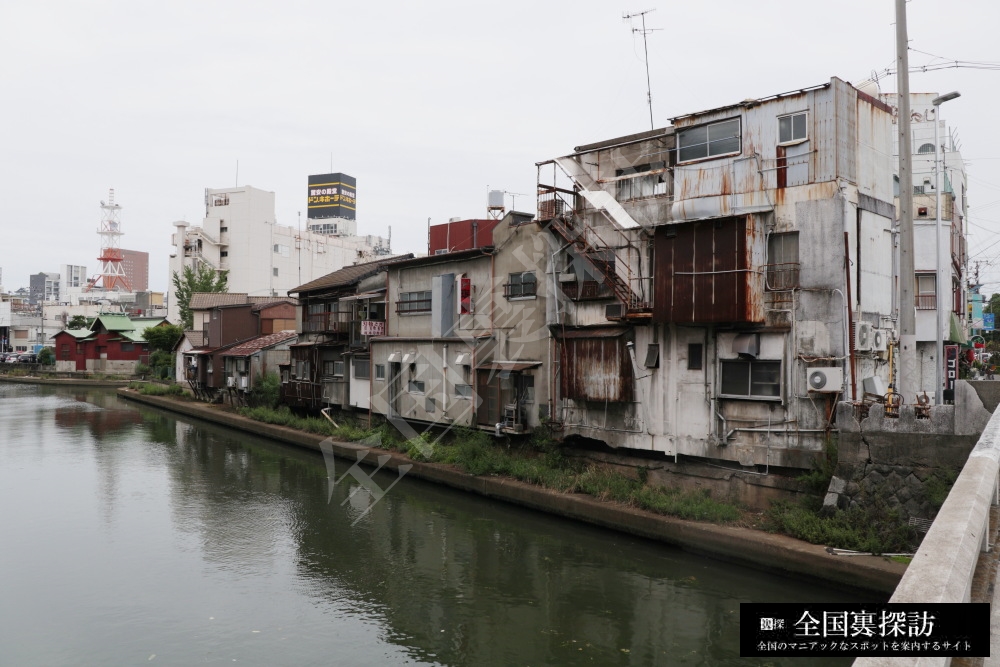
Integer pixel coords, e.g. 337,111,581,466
117,388,905,594
829,380,992,520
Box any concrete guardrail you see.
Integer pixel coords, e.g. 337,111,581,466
854,402,1000,667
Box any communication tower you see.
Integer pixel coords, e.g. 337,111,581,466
86,189,132,292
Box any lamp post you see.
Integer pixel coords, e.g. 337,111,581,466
933,91,960,405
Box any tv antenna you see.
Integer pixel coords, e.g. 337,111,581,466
623,9,660,130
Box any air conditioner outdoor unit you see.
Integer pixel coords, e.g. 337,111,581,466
239,376,248,390
605,303,624,320
854,322,874,352
226,376,236,388
872,328,888,353
807,367,843,392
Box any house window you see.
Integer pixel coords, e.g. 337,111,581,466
397,290,432,314
60,344,70,360
517,375,535,403
375,364,386,381
333,361,345,377
323,360,336,376
120,343,134,352
766,232,800,290
220,251,228,258
273,268,279,277
916,274,936,310
455,383,472,398
720,360,781,399
353,358,370,380
220,226,228,232
408,380,425,393
778,112,807,143
917,143,936,154
688,343,703,371
504,271,537,299
615,162,667,200
677,118,741,162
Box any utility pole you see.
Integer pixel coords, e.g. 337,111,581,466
895,0,917,403
623,9,659,131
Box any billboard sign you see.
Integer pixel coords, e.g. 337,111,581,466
985,313,995,331
361,320,384,337
307,173,356,220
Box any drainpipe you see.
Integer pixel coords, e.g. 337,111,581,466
442,343,448,417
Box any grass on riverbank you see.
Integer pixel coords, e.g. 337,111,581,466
228,405,913,553
129,381,185,397
233,406,743,525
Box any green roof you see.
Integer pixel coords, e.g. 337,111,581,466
91,315,135,332
63,328,95,340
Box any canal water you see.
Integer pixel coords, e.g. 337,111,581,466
0,385,877,665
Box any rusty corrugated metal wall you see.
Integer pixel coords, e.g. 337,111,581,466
558,328,634,402
652,216,763,323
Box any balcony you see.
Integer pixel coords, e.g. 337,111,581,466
915,294,936,310
304,311,352,334
765,263,800,291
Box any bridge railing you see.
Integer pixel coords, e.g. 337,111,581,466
854,402,1000,667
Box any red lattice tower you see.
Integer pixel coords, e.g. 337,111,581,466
86,189,132,292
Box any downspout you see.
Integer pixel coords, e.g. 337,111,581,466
844,232,857,400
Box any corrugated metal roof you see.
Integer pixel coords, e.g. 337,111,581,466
476,360,543,371
220,330,297,357
188,293,249,310
290,255,414,295
91,314,134,331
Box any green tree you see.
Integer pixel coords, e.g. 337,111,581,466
37,347,55,365
142,323,184,352
171,264,228,329
67,315,90,329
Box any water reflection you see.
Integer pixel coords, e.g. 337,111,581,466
0,384,873,666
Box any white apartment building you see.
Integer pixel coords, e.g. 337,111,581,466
883,92,969,392
60,264,89,303
168,185,390,323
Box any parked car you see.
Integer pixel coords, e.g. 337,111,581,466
16,354,37,363
4,354,20,363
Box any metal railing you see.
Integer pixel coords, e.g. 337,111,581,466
915,294,937,310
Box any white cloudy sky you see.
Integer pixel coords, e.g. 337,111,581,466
2,1,998,295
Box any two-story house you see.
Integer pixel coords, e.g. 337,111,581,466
369,212,550,433
282,255,414,412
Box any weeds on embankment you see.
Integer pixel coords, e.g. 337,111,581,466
226,407,917,553
129,382,185,397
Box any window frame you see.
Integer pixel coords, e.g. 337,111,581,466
615,162,668,201
407,379,425,394
719,359,782,401
397,290,433,314
777,111,808,145
504,271,537,299
374,364,386,381
677,117,742,163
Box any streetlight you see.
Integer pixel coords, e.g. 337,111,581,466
933,91,960,405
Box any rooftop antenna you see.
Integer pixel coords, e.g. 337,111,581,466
623,9,660,131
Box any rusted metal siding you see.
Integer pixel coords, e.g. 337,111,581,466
652,217,764,323
558,328,634,402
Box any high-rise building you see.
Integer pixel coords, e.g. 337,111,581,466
120,249,149,292
29,272,60,304
168,184,390,324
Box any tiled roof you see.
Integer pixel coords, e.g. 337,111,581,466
220,330,297,357
250,297,298,311
188,292,249,310
185,330,206,347
289,255,413,295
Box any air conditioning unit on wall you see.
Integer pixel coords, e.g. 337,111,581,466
807,367,843,392
854,322,874,352
872,328,888,353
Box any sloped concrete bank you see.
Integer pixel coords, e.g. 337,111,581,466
0,375,131,388
117,388,905,594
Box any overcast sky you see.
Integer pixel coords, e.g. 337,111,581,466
2,1,998,296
